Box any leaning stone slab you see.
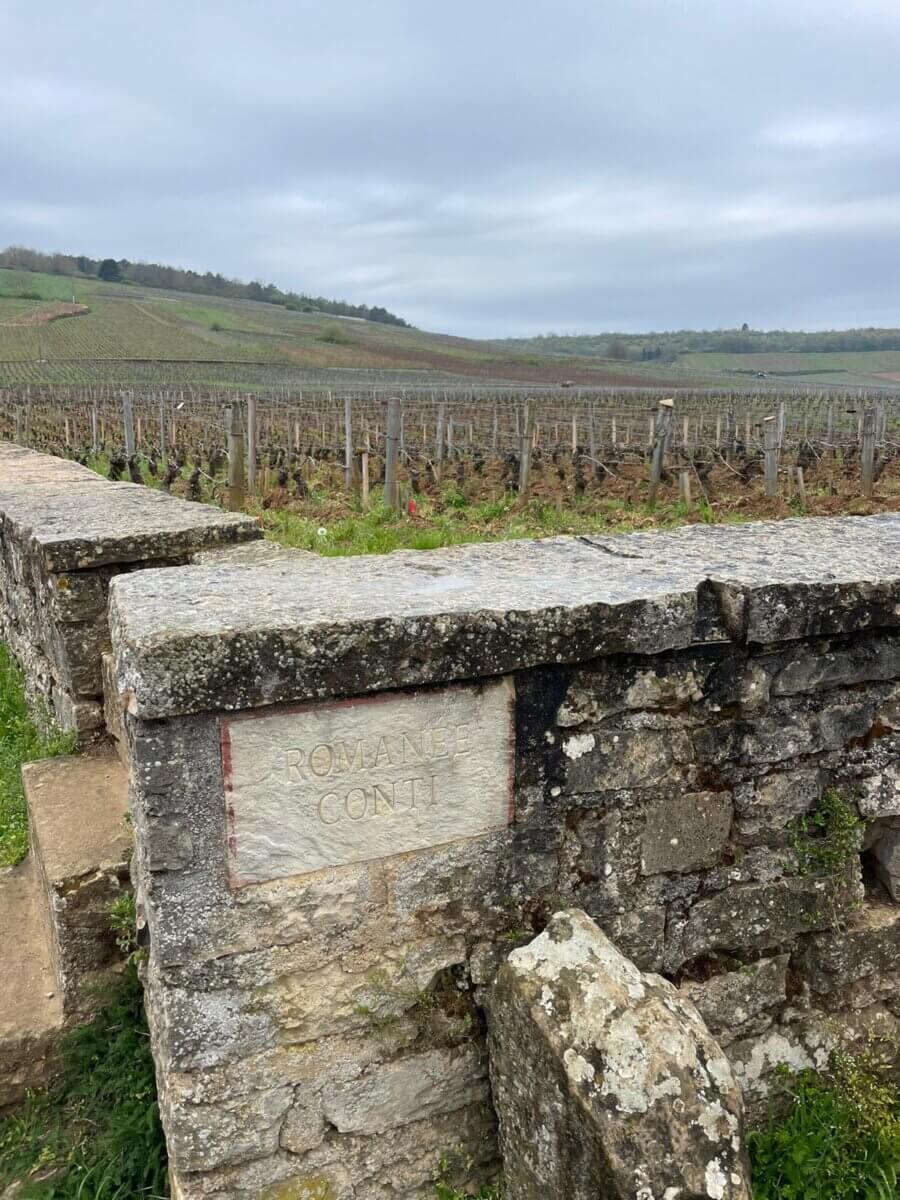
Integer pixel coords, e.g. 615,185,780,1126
110,514,900,720
486,909,751,1200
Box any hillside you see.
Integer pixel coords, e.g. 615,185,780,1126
4,265,900,392
0,247,409,327
0,268,694,391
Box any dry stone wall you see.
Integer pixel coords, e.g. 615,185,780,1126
0,442,260,735
105,515,900,1200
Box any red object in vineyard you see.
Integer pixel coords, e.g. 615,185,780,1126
407,498,417,516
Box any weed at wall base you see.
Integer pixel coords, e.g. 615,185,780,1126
749,1052,900,1200
0,963,168,1199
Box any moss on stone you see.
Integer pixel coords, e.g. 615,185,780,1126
256,1175,334,1200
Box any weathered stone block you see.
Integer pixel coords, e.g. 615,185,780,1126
728,1003,900,1116
770,636,900,696
280,1096,327,1155
680,956,788,1045
0,478,260,572
560,726,691,793
857,764,900,820
321,1045,487,1134
44,570,109,624
0,861,63,1112
51,689,104,736
25,751,132,1012
733,770,820,844
693,702,874,768
795,900,900,995
101,650,127,759
557,657,709,726
641,790,732,874
603,904,666,972
111,516,900,721
164,1082,294,1172
682,872,864,963
873,828,900,901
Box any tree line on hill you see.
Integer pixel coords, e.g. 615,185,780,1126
507,326,900,361
0,246,409,327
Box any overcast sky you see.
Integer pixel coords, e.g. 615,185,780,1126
3,1,899,337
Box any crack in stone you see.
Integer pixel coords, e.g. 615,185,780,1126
576,536,646,559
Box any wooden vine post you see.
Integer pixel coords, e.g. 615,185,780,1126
648,397,674,508
225,402,245,512
247,395,257,493
518,399,534,495
158,398,167,465
343,395,353,491
123,394,136,457
763,415,779,497
384,396,401,510
861,406,876,498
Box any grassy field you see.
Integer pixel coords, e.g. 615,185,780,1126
680,348,900,388
499,331,900,390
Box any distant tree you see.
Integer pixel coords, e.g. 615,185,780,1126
741,322,750,333
606,338,628,361
98,258,122,283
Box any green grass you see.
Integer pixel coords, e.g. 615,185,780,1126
0,270,86,304
0,644,75,866
749,1052,900,1200
252,489,728,557
0,963,168,1199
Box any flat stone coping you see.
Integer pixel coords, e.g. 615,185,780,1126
109,514,900,720
0,475,260,572
0,443,103,487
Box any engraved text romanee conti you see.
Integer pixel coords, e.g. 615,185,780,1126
281,722,473,827
224,678,515,883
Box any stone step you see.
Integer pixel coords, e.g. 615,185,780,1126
0,859,63,1112
24,750,132,1015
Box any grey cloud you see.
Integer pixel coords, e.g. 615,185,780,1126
3,0,900,335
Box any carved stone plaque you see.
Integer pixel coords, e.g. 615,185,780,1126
222,677,515,885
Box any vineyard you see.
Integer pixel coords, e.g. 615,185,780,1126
3,384,900,554
0,268,699,391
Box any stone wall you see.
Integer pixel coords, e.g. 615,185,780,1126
0,442,259,735
106,515,900,1200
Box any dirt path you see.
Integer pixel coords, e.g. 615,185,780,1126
2,303,89,327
